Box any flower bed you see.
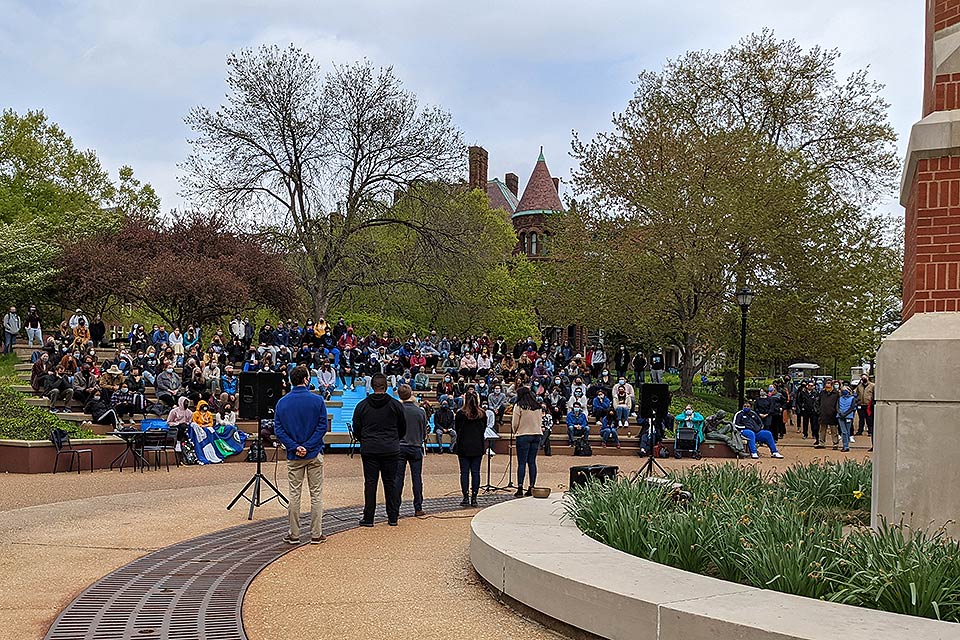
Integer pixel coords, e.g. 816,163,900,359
564,461,960,623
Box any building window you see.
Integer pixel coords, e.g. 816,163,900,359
519,232,527,253
530,232,538,255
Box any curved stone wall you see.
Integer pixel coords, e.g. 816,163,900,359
470,495,956,640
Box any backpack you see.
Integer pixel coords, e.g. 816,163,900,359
246,440,267,462
573,436,593,457
180,448,199,465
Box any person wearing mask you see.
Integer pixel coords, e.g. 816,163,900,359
219,366,239,407
454,391,486,507
25,305,41,347
487,383,507,428
3,306,21,354
275,365,329,544
90,315,106,348
30,352,50,392
511,386,544,497
612,377,634,428
649,350,665,384
818,381,840,450
733,402,784,459
588,343,607,378
98,364,124,404
566,402,590,446
72,364,99,405
110,381,139,421
42,365,74,413
590,390,612,422
674,404,705,443
855,374,875,439
317,361,337,399
352,373,406,527
155,364,182,408
540,401,554,456
600,409,621,448
754,386,780,441
795,380,821,445
837,386,857,453
216,402,237,427
459,350,478,382
84,390,121,430
483,402,498,457
433,399,457,453
68,308,88,330
395,384,427,517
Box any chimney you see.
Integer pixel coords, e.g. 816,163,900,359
505,172,519,197
468,146,488,192
552,177,560,193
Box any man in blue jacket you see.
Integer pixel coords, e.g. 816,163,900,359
275,365,328,544
566,402,590,446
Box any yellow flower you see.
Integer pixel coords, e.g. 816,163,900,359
853,490,865,500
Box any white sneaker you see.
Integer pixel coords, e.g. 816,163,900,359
772,452,784,459
849,436,855,443
487,448,496,457
750,453,759,459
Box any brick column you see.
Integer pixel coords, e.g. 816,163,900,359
902,1,960,319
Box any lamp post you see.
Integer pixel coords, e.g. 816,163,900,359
736,286,755,409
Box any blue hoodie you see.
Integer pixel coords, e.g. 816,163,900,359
837,392,857,420
274,386,329,460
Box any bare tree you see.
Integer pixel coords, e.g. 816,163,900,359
181,45,467,318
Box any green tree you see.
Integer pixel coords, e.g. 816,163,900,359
549,32,900,393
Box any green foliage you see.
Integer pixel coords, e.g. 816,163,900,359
565,461,960,622
0,356,93,440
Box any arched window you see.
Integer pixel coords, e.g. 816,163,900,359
518,232,527,253
530,232,539,255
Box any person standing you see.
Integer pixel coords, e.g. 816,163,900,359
274,365,329,545
795,380,821,445
632,349,647,385
511,386,543,497
818,381,840,450
855,374,875,437
613,345,631,380
837,386,857,453
25,305,41,347
353,372,406,526
648,349,664,384
3,306,21,354
396,384,427,517
455,390,486,507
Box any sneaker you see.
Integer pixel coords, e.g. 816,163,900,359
850,436,855,443
750,453,759,459
282,535,299,545
310,535,326,544
358,520,374,528
388,520,398,527
771,452,784,459
486,448,496,457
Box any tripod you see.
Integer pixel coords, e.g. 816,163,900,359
504,427,516,489
227,426,288,520
481,436,509,493
632,409,668,480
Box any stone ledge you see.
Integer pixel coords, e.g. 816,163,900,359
471,495,957,640
901,110,960,205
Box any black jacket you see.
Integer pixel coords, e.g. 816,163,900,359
454,412,486,457
818,390,840,425
353,393,406,455
796,388,819,416
614,349,630,370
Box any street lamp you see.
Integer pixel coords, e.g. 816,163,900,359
736,286,755,409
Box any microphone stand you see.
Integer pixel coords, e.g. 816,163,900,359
632,408,668,480
227,415,288,520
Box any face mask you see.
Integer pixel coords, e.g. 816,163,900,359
842,390,850,396
445,377,451,382
574,408,581,414
554,379,561,384
743,408,751,414
494,388,501,393
685,410,693,417
166,368,174,374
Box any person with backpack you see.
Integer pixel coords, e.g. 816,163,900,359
511,386,543,497
275,365,329,544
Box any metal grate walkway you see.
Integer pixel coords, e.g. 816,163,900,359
45,495,510,640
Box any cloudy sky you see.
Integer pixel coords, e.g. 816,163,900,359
1,1,921,211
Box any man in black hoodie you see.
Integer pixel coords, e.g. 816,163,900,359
353,373,406,527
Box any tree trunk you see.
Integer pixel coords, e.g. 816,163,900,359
679,332,698,395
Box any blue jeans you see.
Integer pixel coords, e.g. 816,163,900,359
3,331,15,353
839,417,853,450
324,348,341,368
600,425,620,445
567,423,589,445
396,445,424,512
741,429,778,454
516,434,541,488
615,406,630,424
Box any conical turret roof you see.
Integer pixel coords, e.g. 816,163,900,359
514,148,563,217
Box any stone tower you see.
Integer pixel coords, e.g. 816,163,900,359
512,148,564,259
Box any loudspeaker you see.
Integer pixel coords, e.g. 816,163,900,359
569,464,619,490
639,383,670,420
239,371,284,420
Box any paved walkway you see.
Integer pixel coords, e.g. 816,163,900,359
0,447,870,640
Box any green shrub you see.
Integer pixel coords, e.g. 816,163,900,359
0,382,94,440
566,461,960,623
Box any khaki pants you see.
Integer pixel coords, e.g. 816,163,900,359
287,456,323,539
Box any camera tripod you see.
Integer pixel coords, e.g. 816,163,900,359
631,409,668,480
227,425,288,520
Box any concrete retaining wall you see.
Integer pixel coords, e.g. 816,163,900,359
470,496,957,640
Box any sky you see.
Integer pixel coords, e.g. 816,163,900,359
0,0,923,212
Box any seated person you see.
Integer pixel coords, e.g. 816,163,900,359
599,408,621,448
433,400,457,453
84,390,121,429
155,365,182,407
703,410,747,457
42,366,74,412
566,402,590,446
317,361,337,399
413,370,430,391
733,402,784,459
590,390,611,421
636,412,671,456
674,405,705,443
